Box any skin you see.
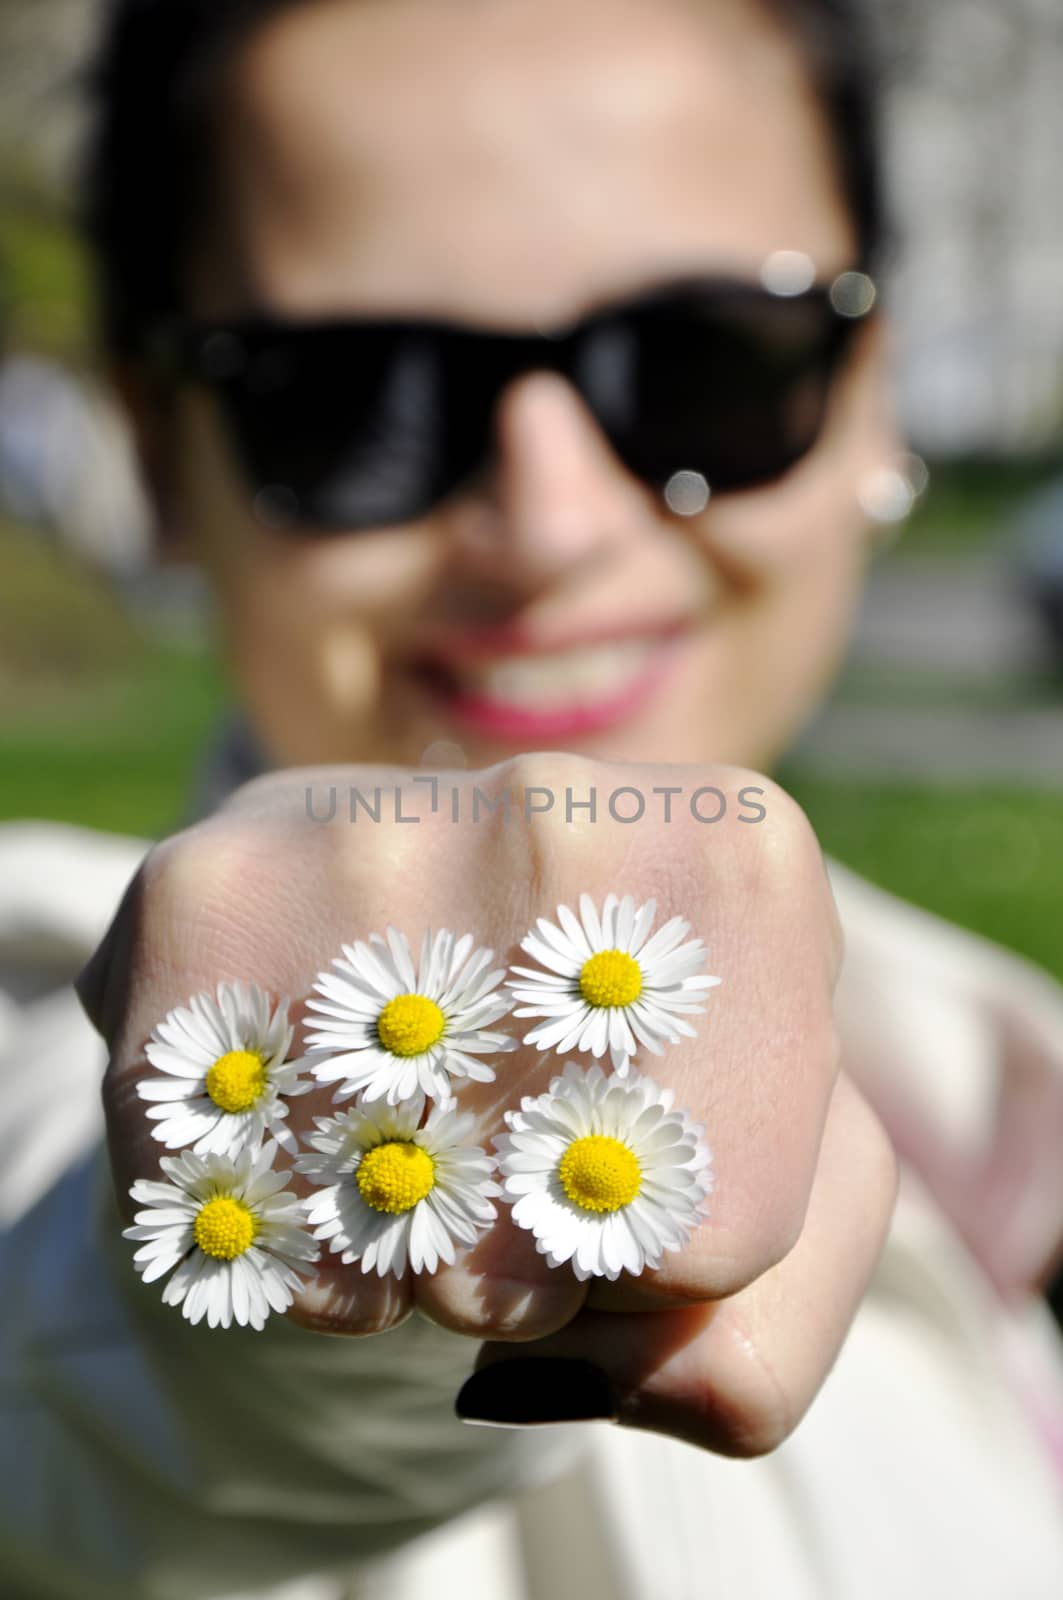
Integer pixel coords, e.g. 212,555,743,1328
87,0,900,1453
148,0,899,774
84,756,896,1453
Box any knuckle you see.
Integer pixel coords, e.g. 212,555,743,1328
133,829,217,942
500,750,594,793
712,1325,797,1458
140,820,296,975
497,750,601,901
95,821,304,1076
721,1395,795,1458
735,776,820,883
625,1317,798,1459
423,1289,577,1344
631,763,820,906
416,1263,584,1343
323,771,467,910
141,822,265,921
288,1281,412,1338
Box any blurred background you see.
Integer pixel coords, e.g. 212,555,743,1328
0,0,1061,982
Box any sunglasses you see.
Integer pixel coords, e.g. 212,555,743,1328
152,267,876,533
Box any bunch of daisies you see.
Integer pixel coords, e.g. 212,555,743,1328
125,894,720,1330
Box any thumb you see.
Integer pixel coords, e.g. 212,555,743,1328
456,1073,895,1456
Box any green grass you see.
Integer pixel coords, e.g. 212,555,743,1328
832,661,1063,709
782,770,1063,983
903,457,1063,557
0,645,227,836
0,522,227,835
0,201,93,361
0,524,150,693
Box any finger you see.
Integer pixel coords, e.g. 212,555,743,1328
617,782,845,1304
422,770,843,1337
91,757,845,1348
96,819,417,1333
415,1199,587,1341
287,1259,411,1336
457,1073,897,1454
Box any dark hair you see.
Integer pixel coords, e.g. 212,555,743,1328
83,0,885,359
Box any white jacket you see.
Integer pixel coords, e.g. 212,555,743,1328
1,819,1062,1600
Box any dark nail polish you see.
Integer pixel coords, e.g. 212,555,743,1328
456,1358,618,1427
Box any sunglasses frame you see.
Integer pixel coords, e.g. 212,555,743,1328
146,262,878,532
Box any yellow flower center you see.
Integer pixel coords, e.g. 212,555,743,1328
357,1141,436,1214
578,949,642,1009
193,1195,258,1260
376,993,446,1057
205,1049,267,1114
558,1135,642,1213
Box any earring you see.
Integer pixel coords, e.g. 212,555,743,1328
859,453,929,545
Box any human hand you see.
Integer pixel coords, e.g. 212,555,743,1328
78,754,895,1456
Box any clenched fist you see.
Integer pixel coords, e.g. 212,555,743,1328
78,754,895,1455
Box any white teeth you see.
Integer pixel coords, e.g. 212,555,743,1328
455,639,659,710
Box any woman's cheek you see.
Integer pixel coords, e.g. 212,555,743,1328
317,626,384,724
210,558,367,759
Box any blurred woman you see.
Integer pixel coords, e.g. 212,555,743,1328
2,1,1062,1596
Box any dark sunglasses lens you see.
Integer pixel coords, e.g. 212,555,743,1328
199,286,850,530
205,325,473,531
583,288,843,494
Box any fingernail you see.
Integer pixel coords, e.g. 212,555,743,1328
456,1358,618,1427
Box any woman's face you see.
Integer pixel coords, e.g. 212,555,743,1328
167,0,896,772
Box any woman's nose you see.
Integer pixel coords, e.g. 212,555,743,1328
447,370,649,586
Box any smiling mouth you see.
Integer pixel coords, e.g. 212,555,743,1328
411,633,683,739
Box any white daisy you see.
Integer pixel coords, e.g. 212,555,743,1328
137,981,310,1157
304,926,517,1105
494,1060,713,1281
296,1093,500,1276
124,1144,319,1330
508,892,721,1073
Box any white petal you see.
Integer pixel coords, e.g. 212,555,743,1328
555,903,594,961
518,932,582,979
615,895,636,952
385,925,418,991
576,893,602,949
